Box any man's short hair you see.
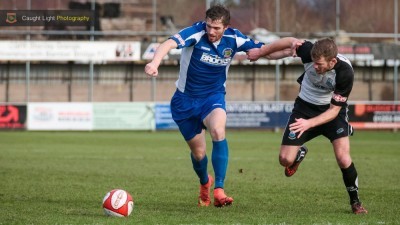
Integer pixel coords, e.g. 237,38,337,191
206,4,230,26
311,38,338,61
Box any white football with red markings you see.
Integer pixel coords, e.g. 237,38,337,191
102,189,134,217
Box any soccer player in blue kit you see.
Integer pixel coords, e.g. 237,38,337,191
144,4,263,207
247,37,368,214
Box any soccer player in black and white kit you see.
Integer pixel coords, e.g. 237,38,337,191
247,37,368,214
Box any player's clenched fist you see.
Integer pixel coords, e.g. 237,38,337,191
144,62,158,77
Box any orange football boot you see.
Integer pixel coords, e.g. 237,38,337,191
198,175,213,207
213,188,233,207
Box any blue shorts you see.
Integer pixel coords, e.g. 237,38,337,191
170,90,226,141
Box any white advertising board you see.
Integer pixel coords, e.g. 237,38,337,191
0,41,141,61
27,103,93,130
93,103,155,130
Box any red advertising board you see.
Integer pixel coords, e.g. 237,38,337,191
348,103,400,129
0,105,27,129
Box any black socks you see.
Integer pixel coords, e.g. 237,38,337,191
341,162,360,205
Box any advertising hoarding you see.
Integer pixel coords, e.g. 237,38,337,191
93,103,155,130
27,103,92,130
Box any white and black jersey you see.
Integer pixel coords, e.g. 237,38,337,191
281,40,355,146
296,41,354,107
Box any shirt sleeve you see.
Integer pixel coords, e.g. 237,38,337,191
169,22,204,49
234,29,263,52
331,61,354,106
296,40,313,64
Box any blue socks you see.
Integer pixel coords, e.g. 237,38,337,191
190,139,229,188
191,153,209,185
212,139,229,189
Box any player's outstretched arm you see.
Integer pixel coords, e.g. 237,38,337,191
265,47,297,60
247,37,303,61
144,39,178,77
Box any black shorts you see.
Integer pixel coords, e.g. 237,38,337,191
281,97,353,146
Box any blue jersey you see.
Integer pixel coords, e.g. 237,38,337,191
169,21,263,98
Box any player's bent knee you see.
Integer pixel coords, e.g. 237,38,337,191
337,158,352,169
191,150,206,161
279,155,292,167
209,128,225,141
335,153,352,169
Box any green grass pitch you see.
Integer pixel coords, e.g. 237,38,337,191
0,130,399,224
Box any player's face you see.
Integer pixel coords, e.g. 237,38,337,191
205,18,227,43
312,56,337,74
